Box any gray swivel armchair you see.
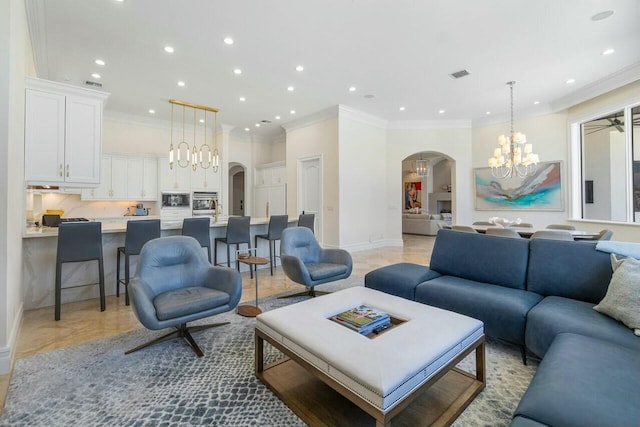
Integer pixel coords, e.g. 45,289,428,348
280,227,353,298
126,236,242,357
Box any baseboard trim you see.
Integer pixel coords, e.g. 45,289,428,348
337,239,404,252
0,302,24,375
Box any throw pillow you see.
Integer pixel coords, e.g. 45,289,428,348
594,256,640,336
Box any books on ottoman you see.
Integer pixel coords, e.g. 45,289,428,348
331,305,391,335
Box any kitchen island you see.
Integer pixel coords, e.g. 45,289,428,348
23,217,295,310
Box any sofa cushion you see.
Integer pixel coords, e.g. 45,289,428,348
514,333,640,427
525,296,640,358
594,256,640,335
415,275,543,345
527,239,611,303
509,416,548,427
365,263,441,300
154,286,230,321
430,229,530,290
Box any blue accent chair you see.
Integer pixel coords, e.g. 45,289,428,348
279,227,353,297
126,236,242,357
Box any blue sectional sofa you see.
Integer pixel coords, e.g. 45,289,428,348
365,229,640,427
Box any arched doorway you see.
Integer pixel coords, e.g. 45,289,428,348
401,152,454,235
228,163,246,216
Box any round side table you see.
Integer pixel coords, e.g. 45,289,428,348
237,256,269,317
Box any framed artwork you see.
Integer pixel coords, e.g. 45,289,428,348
404,181,422,210
474,161,563,211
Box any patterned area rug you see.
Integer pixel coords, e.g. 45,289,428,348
0,278,538,426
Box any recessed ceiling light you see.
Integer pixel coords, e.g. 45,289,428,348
295,65,304,72
164,46,174,53
275,115,281,120
349,86,356,92
239,97,246,102
533,101,540,105
94,59,105,66
199,119,204,123
114,0,124,2
399,106,406,111
223,37,234,45
290,110,296,115
91,73,101,79
177,81,185,87
287,86,294,92
148,109,155,114
486,111,491,115
233,68,242,75
601,48,615,56
364,94,375,99
255,123,261,127
591,10,614,21
244,127,250,132
565,78,576,84
438,109,446,114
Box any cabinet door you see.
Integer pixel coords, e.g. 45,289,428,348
65,95,102,184
142,157,158,200
269,185,286,215
254,187,269,218
255,168,266,186
24,89,66,184
126,157,144,199
272,166,286,185
158,157,175,190
91,156,112,199
175,164,191,190
191,164,208,189
110,155,128,199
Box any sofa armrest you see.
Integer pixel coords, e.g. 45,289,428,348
365,263,441,300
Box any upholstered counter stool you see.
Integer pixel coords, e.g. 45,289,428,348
255,215,288,275
214,216,252,277
182,217,212,263
297,213,315,234
117,219,161,305
55,222,105,321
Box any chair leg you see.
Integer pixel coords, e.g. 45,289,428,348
227,243,231,268
125,322,229,357
55,261,62,321
269,240,274,276
124,329,181,355
124,254,130,306
116,249,121,298
98,257,106,312
278,287,330,299
248,243,253,279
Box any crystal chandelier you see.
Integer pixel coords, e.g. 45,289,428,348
169,99,220,172
488,82,539,178
414,157,430,178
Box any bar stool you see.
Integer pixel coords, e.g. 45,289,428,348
255,215,289,275
297,213,315,234
214,216,251,276
182,217,212,262
117,219,161,306
55,222,105,321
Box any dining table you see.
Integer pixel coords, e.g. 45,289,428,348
446,225,601,240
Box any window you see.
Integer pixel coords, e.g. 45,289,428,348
579,105,640,223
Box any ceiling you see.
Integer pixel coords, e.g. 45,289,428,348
27,0,640,138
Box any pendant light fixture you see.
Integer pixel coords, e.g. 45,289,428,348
169,99,220,172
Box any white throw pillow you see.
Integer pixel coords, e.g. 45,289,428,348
594,256,640,336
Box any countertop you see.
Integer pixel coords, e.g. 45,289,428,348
23,216,285,238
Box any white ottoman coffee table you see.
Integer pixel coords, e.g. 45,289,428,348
255,287,485,427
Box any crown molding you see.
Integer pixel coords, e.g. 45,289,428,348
280,105,338,132
104,110,231,135
471,103,555,128
24,0,48,78
26,76,110,100
550,62,640,113
387,119,472,130
338,105,388,129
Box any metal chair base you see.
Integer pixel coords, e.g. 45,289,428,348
124,322,229,357
278,287,330,299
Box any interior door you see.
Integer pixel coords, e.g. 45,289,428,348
298,157,322,242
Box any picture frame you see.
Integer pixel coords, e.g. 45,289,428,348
474,161,564,211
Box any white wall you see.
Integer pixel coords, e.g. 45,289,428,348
285,116,339,246
386,128,473,242
103,115,169,155
0,0,35,374
471,113,569,226
338,115,387,249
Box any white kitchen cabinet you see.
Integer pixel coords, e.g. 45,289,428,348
191,164,221,190
24,77,108,187
254,185,286,218
81,155,127,200
126,156,157,200
158,156,192,191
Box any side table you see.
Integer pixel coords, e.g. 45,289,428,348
237,255,269,317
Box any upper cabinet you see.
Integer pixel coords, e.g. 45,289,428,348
24,77,109,187
126,156,158,201
255,162,286,187
157,157,221,191
81,154,157,201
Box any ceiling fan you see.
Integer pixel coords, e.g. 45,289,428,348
583,111,640,135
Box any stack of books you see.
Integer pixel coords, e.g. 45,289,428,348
331,305,391,335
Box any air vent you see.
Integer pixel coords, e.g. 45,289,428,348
84,80,103,88
260,120,272,124
449,69,470,79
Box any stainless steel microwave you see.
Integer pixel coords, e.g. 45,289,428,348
192,191,218,216
161,192,190,209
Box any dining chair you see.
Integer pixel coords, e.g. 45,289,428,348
255,215,289,275
486,227,522,239
452,225,478,233
472,221,494,226
546,224,576,231
214,216,252,277
297,213,315,234
530,230,574,241
182,217,212,263
508,223,533,228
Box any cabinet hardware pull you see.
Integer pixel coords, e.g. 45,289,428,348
66,164,69,177
266,202,269,218
59,164,63,177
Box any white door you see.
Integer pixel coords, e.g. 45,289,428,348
298,157,322,242
269,185,286,216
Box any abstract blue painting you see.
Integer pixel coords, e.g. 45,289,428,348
474,161,563,211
